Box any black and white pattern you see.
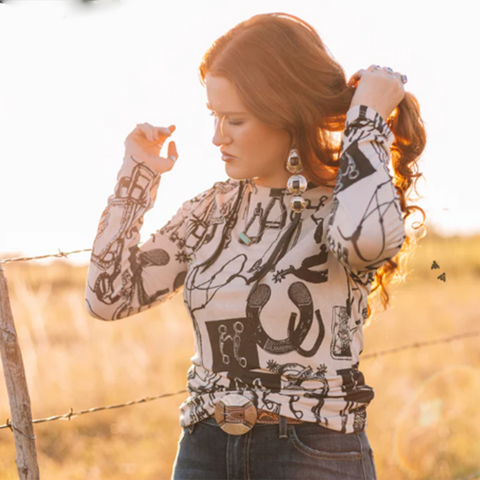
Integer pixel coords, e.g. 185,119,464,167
85,104,407,434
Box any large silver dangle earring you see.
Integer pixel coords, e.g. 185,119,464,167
238,146,307,248
286,147,308,213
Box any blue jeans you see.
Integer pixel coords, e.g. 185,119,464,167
172,416,378,480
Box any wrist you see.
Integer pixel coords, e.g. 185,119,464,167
349,101,389,123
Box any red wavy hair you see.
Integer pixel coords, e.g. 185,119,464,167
198,12,427,326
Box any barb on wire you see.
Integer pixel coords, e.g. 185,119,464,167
0,248,93,265
362,330,480,360
4,418,37,439
0,389,188,431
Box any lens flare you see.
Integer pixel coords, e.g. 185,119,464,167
393,365,480,478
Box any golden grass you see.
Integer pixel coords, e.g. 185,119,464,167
0,231,479,479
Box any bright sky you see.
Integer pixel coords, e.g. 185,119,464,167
1,0,478,265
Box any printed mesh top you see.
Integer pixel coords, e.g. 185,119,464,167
85,104,407,434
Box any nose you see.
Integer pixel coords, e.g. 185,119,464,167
212,116,231,147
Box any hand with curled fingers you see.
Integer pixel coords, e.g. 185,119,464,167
124,122,178,174
347,64,407,121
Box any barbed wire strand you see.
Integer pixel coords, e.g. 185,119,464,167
361,329,480,359
0,389,188,432
0,248,92,265
0,328,478,433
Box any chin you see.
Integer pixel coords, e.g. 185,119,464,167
224,166,252,182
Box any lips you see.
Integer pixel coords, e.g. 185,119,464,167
221,151,236,158
221,152,236,163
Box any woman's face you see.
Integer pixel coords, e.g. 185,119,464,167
205,74,297,188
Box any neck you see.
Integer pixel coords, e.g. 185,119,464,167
250,173,312,190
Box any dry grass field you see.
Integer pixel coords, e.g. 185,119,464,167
0,228,479,480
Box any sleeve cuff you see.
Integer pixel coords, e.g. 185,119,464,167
346,104,394,147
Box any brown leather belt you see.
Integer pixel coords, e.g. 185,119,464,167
214,393,303,435
256,409,304,424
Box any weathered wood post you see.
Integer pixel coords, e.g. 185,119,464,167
0,264,40,479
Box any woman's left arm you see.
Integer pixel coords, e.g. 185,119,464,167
326,66,407,281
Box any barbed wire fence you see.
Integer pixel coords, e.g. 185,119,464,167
1,330,479,430
1,247,479,480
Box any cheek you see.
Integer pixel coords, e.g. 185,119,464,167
260,132,291,162
237,126,280,156
233,123,290,164
236,125,261,150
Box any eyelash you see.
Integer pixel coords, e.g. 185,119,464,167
209,112,243,126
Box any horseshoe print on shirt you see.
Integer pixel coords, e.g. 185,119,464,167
85,104,407,434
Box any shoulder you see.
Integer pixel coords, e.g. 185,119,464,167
212,178,242,202
188,177,241,203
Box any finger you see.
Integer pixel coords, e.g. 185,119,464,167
144,122,170,143
381,66,395,76
153,126,173,144
347,69,367,86
168,141,178,161
134,123,148,140
392,72,403,82
378,68,404,86
135,123,153,142
143,122,156,142
155,126,173,136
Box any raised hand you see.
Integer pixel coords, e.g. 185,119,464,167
347,65,407,121
124,122,178,174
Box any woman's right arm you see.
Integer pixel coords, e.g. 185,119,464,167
85,123,191,321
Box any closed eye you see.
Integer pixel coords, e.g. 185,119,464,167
209,112,243,126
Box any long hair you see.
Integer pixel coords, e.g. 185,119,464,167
198,12,427,326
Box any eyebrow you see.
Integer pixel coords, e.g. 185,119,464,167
205,103,247,115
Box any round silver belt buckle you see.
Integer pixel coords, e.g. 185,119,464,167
214,393,257,435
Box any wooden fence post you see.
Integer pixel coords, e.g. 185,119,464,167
0,265,40,480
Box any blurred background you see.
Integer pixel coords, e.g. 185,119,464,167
0,0,479,479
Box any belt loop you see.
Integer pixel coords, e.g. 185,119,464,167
278,416,288,439
187,423,195,435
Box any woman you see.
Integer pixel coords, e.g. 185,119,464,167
85,12,426,480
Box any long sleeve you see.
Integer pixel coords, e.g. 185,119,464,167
326,104,407,280
85,152,203,321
